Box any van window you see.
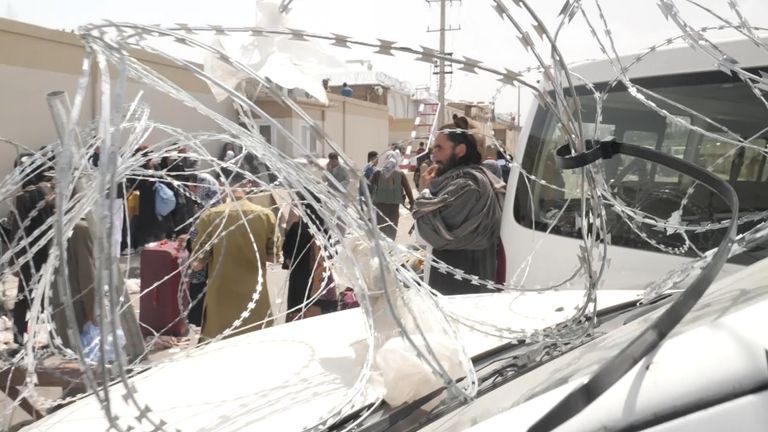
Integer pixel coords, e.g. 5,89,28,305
515,67,768,256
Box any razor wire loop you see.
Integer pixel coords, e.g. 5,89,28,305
2,1,768,430
530,137,739,432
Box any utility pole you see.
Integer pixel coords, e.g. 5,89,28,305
426,0,460,125
437,0,446,125
517,84,521,127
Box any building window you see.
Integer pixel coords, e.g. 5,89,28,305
258,124,273,145
302,125,318,155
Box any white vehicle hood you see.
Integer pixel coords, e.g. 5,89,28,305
23,290,643,432
421,257,768,432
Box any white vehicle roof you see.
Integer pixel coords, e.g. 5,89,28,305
568,36,768,84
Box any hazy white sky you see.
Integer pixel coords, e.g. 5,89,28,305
2,0,767,115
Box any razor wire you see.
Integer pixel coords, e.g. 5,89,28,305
1,0,768,431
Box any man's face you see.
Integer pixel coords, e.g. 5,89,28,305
327,158,339,169
431,133,464,176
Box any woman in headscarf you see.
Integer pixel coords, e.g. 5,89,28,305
242,152,276,186
218,142,239,182
369,150,414,240
218,142,239,162
130,147,169,248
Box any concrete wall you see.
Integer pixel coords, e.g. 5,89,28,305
327,84,388,106
491,126,521,155
266,94,389,169
0,14,389,181
389,118,415,144
1,19,92,152
505,126,521,155
0,18,236,211
117,80,235,151
326,94,389,168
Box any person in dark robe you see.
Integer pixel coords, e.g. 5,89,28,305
242,152,277,185
130,148,169,248
412,116,506,295
10,179,54,345
90,145,126,256
282,194,336,319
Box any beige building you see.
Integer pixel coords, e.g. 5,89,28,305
247,90,389,168
327,72,424,148
0,18,391,210
0,18,236,179
446,101,520,154
388,118,416,144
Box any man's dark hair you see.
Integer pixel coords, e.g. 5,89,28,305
418,142,425,148
342,82,348,87
243,151,260,170
438,115,482,166
295,191,325,231
328,152,339,161
16,152,54,188
227,170,248,186
367,151,378,161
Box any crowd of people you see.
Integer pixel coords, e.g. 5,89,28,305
2,117,513,346
2,142,281,345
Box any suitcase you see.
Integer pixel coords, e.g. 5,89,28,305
139,240,189,337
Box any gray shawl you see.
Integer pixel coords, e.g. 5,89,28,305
413,164,506,250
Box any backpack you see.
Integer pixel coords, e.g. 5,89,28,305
154,182,176,219
499,161,511,183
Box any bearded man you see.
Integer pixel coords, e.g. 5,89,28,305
412,116,506,295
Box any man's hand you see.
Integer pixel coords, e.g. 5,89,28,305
419,165,438,190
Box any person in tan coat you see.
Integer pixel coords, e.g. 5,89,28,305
191,173,276,339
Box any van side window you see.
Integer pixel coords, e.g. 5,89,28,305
515,67,768,257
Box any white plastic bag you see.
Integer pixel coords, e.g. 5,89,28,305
369,335,464,407
80,322,126,363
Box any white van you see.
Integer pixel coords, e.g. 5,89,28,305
19,37,768,432
502,36,768,292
